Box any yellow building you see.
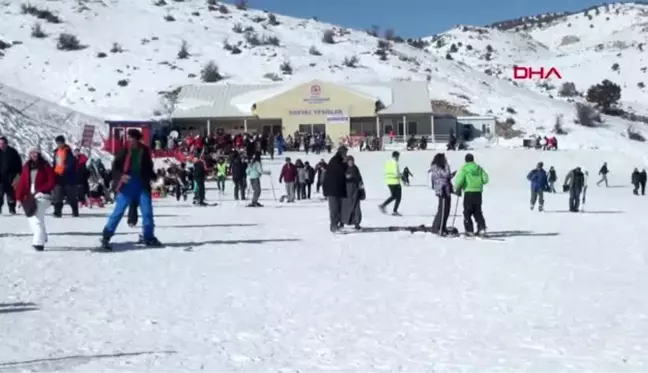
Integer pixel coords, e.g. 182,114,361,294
171,79,447,141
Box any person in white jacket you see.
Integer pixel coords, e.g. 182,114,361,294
15,146,57,251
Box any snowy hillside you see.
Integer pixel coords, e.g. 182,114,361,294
428,2,648,114
0,0,647,156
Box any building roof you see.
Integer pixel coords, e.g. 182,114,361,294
171,79,431,119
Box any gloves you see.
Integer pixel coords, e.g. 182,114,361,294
455,189,462,197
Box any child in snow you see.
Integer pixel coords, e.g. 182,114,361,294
401,166,413,186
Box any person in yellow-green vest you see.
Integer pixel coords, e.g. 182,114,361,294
215,157,227,192
453,153,489,236
379,151,403,216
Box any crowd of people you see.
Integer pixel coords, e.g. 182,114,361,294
2,128,647,250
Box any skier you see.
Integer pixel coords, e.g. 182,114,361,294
230,151,247,201
340,155,364,230
429,153,456,236
246,152,265,207
323,146,348,232
315,159,327,194
453,153,489,236
74,148,90,207
14,146,56,251
527,162,548,211
639,169,647,196
295,159,307,200
547,166,557,193
401,166,414,186
215,157,227,192
51,136,79,217
632,168,641,195
100,129,161,249
379,151,402,216
193,155,208,206
279,157,297,202
304,161,315,199
563,166,585,212
597,162,609,187
0,136,22,215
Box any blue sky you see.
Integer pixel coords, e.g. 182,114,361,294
256,0,602,37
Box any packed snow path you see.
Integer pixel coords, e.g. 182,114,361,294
1,149,647,372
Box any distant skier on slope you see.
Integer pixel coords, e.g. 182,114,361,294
632,168,641,195
597,162,609,187
639,169,647,196
527,162,548,211
401,166,413,186
547,166,558,193
563,166,585,212
453,153,489,236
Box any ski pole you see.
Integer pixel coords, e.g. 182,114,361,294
268,173,278,202
450,195,461,228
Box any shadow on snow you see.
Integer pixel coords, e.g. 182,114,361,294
0,223,256,239
43,238,301,252
544,210,624,214
343,227,559,238
0,302,38,314
0,350,177,369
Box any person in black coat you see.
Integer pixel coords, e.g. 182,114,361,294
230,151,247,200
322,146,348,232
632,168,641,195
639,169,647,196
0,136,23,215
193,156,208,206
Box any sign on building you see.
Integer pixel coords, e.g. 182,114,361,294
80,124,95,148
289,108,345,116
327,113,349,123
303,84,330,104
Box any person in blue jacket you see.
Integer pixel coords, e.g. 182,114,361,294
527,161,548,211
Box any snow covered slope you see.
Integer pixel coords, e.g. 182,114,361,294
0,0,647,155
0,84,106,157
2,149,648,371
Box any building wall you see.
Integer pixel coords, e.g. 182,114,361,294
457,116,496,138
380,115,433,137
253,80,377,140
432,115,458,141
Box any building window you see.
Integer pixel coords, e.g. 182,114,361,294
407,121,418,135
298,124,326,135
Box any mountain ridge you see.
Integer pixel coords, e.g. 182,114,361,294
0,0,646,158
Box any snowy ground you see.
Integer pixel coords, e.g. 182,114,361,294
1,149,647,372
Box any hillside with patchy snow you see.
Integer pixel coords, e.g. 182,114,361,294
0,0,647,158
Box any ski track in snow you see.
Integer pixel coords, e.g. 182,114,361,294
1,149,648,372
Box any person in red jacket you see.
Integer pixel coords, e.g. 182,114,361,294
279,157,297,202
15,145,56,251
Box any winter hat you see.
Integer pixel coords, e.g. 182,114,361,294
55,135,66,144
29,144,42,154
465,153,474,162
537,162,544,168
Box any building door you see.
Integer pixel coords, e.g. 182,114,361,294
263,124,282,135
313,123,325,135
397,121,405,136
298,124,325,135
